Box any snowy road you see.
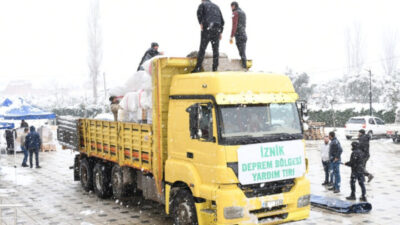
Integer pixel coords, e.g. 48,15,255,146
1,136,400,225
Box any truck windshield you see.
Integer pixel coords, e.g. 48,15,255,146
219,103,302,142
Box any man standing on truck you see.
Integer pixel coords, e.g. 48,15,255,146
358,129,374,182
137,42,163,71
25,126,42,168
328,131,342,193
192,0,225,73
230,1,247,69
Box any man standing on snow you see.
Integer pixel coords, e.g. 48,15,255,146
20,127,29,167
345,142,367,202
192,0,225,73
230,1,247,69
328,131,342,193
137,42,163,71
20,120,29,128
358,129,374,182
25,126,42,168
320,135,332,186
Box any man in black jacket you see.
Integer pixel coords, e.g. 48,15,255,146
230,1,247,69
137,42,163,71
25,126,42,168
345,142,367,201
328,131,342,193
358,129,374,182
192,0,225,73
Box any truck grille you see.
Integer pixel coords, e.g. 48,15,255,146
239,179,295,198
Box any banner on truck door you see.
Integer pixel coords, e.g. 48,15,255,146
237,140,306,185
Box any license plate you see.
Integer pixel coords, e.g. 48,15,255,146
262,199,283,209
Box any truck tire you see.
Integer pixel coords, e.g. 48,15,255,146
80,158,93,192
93,163,112,199
111,165,131,199
346,136,352,140
172,189,198,225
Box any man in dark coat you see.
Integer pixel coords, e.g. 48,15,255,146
25,126,42,168
358,129,374,182
137,42,163,71
230,1,247,69
20,120,29,128
345,142,367,201
328,131,342,193
192,0,225,73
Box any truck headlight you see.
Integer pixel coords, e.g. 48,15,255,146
224,206,244,219
297,195,310,208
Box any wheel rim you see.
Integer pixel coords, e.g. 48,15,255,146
81,166,88,186
95,171,102,191
112,171,121,193
177,202,192,225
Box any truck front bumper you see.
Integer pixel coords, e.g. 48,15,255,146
197,177,310,225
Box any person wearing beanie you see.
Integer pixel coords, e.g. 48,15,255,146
137,42,163,71
358,129,374,182
345,142,367,202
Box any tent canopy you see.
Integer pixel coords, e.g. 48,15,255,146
1,98,13,107
0,122,15,130
3,105,55,120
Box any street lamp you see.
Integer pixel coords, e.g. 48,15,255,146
365,69,372,116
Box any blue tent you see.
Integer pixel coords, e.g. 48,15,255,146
0,122,15,130
2,105,55,120
1,98,13,107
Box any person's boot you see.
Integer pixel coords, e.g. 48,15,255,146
191,67,201,73
321,181,329,185
328,186,335,190
359,196,367,202
21,164,28,167
333,189,340,193
367,174,374,183
36,165,41,169
346,194,356,200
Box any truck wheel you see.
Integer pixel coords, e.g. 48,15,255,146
80,158,93,192
111,165,128,199
172,189,198,225
346,136,352,140
93,163,112,199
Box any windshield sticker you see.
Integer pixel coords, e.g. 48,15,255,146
237,140,306,185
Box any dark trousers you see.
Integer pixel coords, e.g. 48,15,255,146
331,161,341,190
194,29,221,71
322,161,331,183
350,173,366,197
29,148,39,167
363,154,371,176
21,146,28,165
235,36,247,68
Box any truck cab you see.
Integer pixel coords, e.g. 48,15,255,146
165,72,310,224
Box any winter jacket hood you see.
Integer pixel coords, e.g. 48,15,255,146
30,126,36,132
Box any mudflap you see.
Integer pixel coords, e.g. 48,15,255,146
73,154,80,181
311,194,372,214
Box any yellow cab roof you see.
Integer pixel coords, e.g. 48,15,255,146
169,72,298,104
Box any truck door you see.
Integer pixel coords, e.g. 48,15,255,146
168,99,221,185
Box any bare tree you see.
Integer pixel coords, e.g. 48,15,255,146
381,29,398,77
345,23,365,76
87,0,102,104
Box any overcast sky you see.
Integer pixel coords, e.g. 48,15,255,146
0,0,399,90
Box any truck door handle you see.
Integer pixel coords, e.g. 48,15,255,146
187,152,194,159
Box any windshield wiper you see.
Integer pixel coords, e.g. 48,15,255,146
278,133,302,140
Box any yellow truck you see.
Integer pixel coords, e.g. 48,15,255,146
57,57,310,225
